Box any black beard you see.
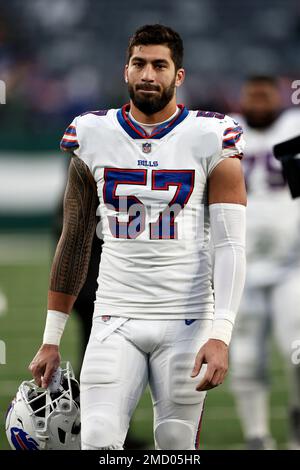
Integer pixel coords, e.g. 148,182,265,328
244,110,280,130
128,78,176,115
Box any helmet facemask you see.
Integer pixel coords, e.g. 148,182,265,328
6,362,81,450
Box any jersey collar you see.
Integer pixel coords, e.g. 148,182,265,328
117,103,189,139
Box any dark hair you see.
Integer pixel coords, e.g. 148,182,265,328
245,75,279,88
126,24,184,70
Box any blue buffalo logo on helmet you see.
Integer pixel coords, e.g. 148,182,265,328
10,427,40,450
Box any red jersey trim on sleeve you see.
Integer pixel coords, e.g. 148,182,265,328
60,124,79,152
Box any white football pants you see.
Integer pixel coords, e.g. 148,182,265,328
80,316,212,450
231,268,300,389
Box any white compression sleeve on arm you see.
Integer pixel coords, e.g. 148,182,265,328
209,203,246,345
43,310,69,346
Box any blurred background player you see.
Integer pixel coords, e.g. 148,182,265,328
230,76,300,450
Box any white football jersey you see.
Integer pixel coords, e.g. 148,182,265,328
232,109,300,286
61,105,244,319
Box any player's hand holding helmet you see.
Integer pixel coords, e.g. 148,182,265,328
29,343,61,389
5,362,81,450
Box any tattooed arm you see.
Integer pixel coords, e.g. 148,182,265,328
48,157,99,313
29,157,99,387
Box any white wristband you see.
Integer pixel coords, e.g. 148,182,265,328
43,310,69,346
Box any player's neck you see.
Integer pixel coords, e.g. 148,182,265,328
129,98,178,124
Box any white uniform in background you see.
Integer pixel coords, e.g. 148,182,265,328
230,108,300,448
61,106,244,449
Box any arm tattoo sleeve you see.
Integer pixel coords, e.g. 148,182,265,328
50,157,99,296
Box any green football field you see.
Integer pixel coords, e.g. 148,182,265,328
0,232,289,450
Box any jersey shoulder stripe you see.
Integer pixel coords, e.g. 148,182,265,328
60,109,113,154
60,124,79,152
223,125,243,149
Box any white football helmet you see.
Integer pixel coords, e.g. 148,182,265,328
5,362,81,450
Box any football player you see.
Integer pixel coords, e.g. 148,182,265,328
230,76,300,449
29,24,246,450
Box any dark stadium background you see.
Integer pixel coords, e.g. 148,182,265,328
0,0,299,449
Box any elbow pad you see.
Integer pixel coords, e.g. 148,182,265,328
209,203,246,345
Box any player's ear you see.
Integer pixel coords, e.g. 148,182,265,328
175,68,185,88
124,65,129,84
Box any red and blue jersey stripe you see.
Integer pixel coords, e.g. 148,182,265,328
222,125,243,150
60,124,79,152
